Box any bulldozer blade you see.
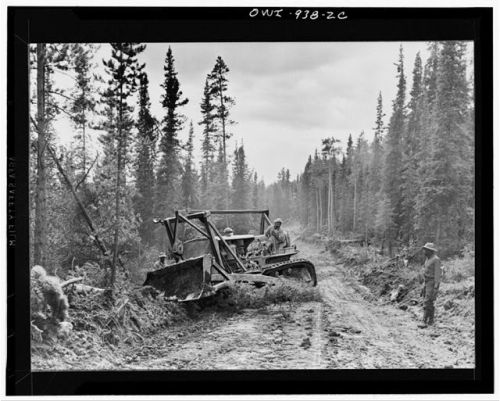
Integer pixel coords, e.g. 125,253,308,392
262,258,317,287
144,255,215,302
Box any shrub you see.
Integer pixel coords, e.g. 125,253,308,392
442,245,475,283
126,245,163,285
336,245,384,267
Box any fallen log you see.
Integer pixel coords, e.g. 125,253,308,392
338,239,365,245
69,283,106,295
61,277,84,288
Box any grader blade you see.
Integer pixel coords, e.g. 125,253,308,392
144,255,215,302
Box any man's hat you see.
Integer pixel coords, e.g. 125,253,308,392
274,218,283,224
159,253,167,258
422,242,437,252
223,227,233,234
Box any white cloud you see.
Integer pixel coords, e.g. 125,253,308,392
48,41,473,184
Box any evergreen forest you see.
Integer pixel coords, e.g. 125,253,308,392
29,42,474,291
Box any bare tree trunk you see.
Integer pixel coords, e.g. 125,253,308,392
319,187,323,231
331,174,336,233
111,81,124,290
45,143,112,259
217,80,230,218
352,175,357,232
435,219,441,244
316,189,320,232
34,43,47,267
327,165,332,234
82,119,86,180
111,135,122,289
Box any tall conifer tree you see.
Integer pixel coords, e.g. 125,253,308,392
400,52,423,242
157,47,189,217
135,72,157,245
199,76,216,200
416,41,472,252
102,42,146,287
69,44,98,183
382,45,406,248
181,121,198,209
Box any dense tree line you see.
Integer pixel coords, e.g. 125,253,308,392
29,42,473,291
269,42,474,256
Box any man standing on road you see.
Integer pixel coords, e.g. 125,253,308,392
418,242,442,328
265,218,290,253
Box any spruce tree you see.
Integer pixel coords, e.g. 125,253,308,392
31,43,71,268
181,121,198,210
301,155,313,227
134,72,157,245
208,56,235,212
321,137,340,233
231,144,250,231
415,41,472,253
418,42,440,159
199,76,216,201
252,171,259,209
371,92,385,193
352,132,370,234
213,142,229,210
69,44,98,183
382,45,406,249
157,46,188,217
341,134,354,232
209,56,235,166
400,52,424,243
102,42,146,288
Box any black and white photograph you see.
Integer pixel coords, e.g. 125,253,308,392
6,4,494,397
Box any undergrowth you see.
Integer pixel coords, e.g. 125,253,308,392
331,244,475,322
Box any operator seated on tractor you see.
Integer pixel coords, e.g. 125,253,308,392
221,227,238,260
154,253,167,269
265,218,290,254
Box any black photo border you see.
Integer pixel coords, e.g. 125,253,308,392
6,6,493,396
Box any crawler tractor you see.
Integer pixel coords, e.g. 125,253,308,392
143,210,317,302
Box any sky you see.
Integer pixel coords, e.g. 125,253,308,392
50,41,472,184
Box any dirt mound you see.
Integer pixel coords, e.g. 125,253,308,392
68,286,188,344
186,281,321,313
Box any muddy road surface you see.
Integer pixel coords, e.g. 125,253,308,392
116,239,474,370
34,239,474,370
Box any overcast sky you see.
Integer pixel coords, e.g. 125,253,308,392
51,41,472,184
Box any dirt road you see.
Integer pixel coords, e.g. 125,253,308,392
117,239,474,370
34,239,474,370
